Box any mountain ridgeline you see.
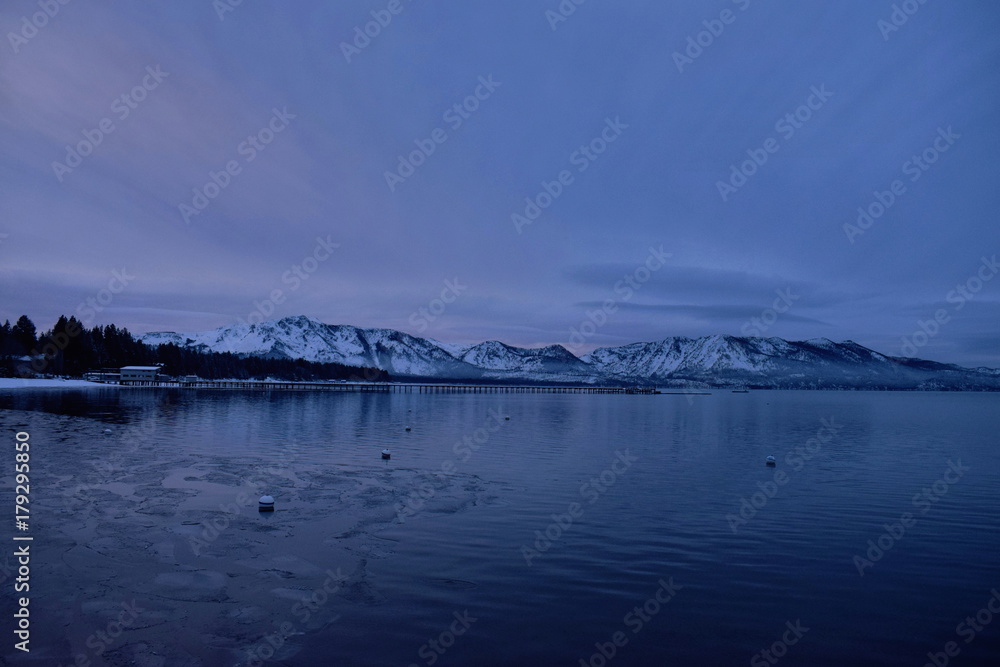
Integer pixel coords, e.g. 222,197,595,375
139,316,1000,390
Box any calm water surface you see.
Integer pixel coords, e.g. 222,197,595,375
1,388,998,666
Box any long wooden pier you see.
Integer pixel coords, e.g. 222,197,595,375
113,380,677,395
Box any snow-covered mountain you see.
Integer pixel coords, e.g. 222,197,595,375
143,316,478,378
449,340,596,382
584,336,891,381
581,335,969,389
140,316,1000,390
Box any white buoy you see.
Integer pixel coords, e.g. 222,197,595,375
259,495,275,512
381,449,391,460
765,456,776,466
103,428,112,435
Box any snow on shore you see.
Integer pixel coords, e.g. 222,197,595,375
0,378,114,389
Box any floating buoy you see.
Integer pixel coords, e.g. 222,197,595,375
259,495,275,512
504,416,510,420
405,426,411,431
765,456,776,466
103,428,112,435
382,449,391,460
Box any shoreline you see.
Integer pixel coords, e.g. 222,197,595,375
0,378,113,389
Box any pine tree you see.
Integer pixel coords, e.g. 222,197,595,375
0,320,11,355
41,315,70,374
11,315,37,355
63,316,93,374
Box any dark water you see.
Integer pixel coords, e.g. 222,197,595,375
2,388,999,666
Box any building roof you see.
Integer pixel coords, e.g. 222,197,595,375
120,366,160,371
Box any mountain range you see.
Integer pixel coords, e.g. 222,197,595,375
140,316,1000,390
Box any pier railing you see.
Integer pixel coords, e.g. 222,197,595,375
111,380,672,394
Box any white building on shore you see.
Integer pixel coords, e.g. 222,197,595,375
119,366,160,383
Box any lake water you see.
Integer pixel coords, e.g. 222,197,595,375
1,388,999,666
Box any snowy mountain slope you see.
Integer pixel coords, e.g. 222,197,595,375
457,341,592,374
582,335,805,377
146,316,479,378
140,316,1000,389
585,335,998,389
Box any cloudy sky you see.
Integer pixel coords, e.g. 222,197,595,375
1,1,998,366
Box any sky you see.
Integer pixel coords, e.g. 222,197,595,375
1,1,998,367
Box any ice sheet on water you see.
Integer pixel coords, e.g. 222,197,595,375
9,408,496,665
